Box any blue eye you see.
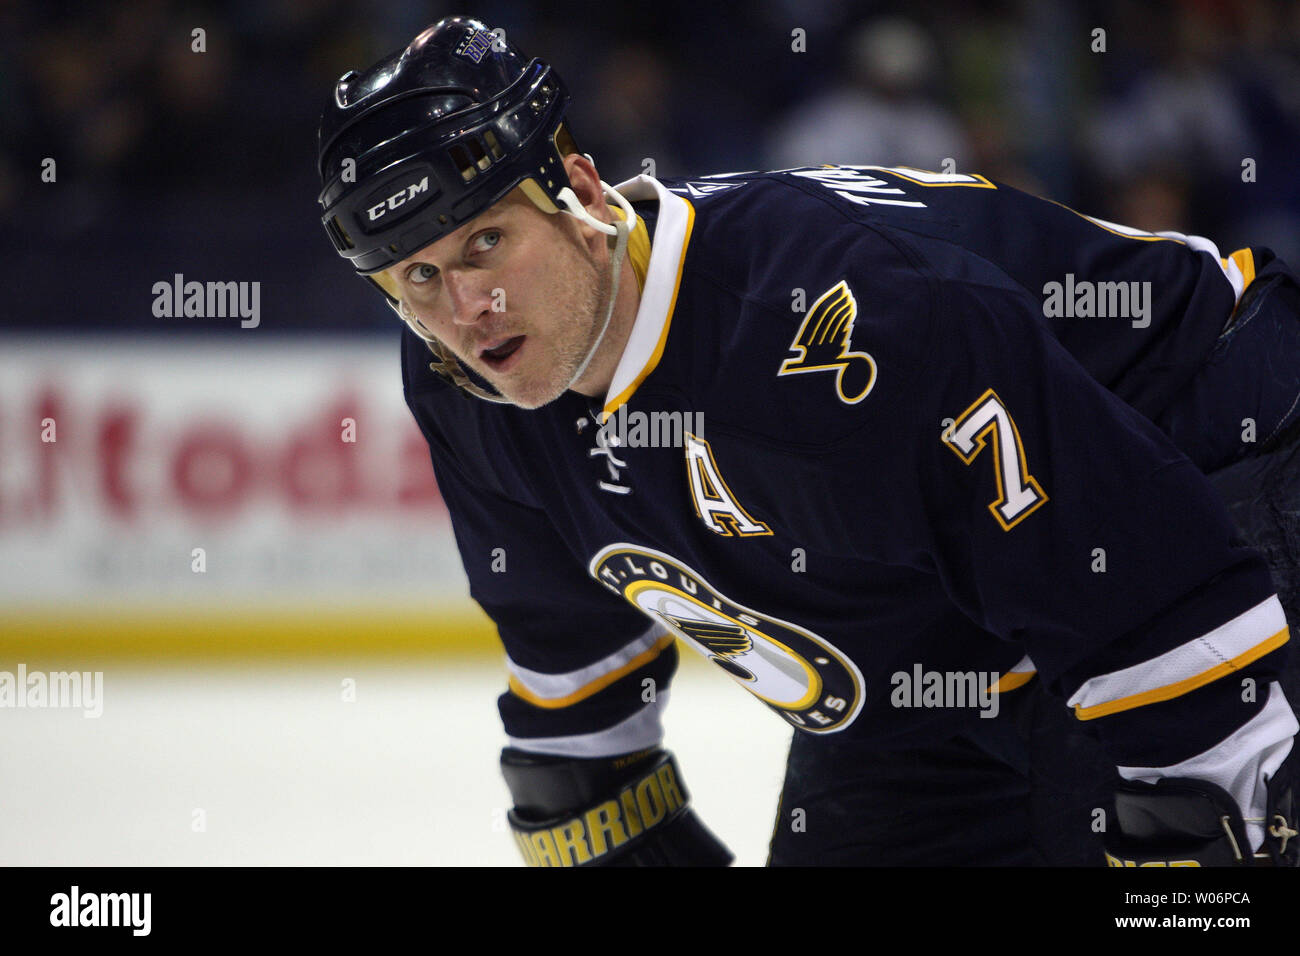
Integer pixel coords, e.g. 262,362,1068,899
474,230,501,252
408,263,438,284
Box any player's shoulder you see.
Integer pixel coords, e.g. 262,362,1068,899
662,164,1040,292
400,322,444,395
400,323,482,451
654,167,901,247
655,164,988,227
400,324,490,429
650,167,969,311
628,171,938,444
400,324,538,496
644,169,1040,447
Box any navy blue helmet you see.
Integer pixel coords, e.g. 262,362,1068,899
317,16,574,298
316,16,633,404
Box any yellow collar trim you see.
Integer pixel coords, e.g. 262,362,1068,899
610,204,651,295
600,176,695,419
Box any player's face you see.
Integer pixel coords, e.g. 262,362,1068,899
383,188,612,409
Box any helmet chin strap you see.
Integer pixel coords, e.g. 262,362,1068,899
556,179,633,398
399,179,635,407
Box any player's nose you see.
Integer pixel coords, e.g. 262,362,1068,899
444,270,493,326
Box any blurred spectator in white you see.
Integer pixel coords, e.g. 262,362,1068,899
1083,12,1253,189
765,16,970,171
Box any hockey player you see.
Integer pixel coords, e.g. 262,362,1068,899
316,16,1300,866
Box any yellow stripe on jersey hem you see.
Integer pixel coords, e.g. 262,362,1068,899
602,199,696,419
1074,626,1289,721
508,633,677,710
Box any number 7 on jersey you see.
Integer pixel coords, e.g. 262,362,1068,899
941,388,1048,531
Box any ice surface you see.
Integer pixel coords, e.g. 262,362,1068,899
0,653,791,866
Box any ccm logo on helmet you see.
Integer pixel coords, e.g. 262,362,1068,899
367,177,430,222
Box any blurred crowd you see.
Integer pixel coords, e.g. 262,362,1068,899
2,0,1298,332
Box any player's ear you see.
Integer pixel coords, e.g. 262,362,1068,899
561,152,608,221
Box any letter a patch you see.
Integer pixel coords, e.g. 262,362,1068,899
684,434,772,537
778,279,877,404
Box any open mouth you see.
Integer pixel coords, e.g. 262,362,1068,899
479,335,526,371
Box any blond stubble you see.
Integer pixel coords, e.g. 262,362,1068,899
485,226,612,409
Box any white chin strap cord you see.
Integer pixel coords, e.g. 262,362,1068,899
556,180,634,396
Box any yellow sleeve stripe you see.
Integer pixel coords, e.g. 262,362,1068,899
507,633,677,710
1074,626,1289,721
991,670,1036,693
1220,248,1257,312
1221,248,1257,289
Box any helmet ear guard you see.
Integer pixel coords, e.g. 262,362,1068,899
402,301,517,404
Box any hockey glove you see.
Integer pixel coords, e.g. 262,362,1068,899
1103,750,1298,866
501,746,733,866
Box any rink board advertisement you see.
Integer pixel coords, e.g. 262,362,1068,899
0,336,493,656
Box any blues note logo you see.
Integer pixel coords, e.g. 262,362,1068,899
778,279,877,404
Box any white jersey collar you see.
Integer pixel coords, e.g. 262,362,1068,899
600,174,696,419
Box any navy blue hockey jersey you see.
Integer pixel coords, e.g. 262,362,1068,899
401,166,1294,787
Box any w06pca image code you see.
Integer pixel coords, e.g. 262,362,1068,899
1124,892,1251,907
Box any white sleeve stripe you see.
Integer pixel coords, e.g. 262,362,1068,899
1153,228,1246,304
1218,253,1247,304
505,692,668,759
1070,212,1243,305
1119,682,1297,852
506,621,666,700
1067,595,1288,715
